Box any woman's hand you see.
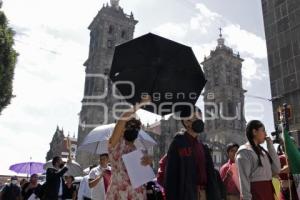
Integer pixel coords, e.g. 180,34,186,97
141,154,153,166
140,95,152,105
266,137,273,144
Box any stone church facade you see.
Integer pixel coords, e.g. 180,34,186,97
202,33,247,168
76,0,246,168
46,126,78,162
147,34,247,169
76,0,138,167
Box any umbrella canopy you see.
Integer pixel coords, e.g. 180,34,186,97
110,33,206,115
43,158,83,177
9,162,45,175
78,123,157,155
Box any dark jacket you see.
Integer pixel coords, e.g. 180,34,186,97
165,133,222,200
21,182,42,200
41,166,68,200
0,184,21,200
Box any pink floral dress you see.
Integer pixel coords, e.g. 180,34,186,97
106,138,146,200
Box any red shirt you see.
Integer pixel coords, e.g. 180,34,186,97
185,133,207,187
220,160,239,195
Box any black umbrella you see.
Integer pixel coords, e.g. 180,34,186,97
110,33,206,115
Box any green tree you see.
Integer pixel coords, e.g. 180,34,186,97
0,4,18,114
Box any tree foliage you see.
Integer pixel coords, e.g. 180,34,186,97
0,9,17,114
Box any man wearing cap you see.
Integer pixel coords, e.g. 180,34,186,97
0,176,21,200
164,107,221,200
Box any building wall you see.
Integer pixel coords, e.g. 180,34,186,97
201,36,247,167
46,127,65,161
261,0,300,131
46,127,78,161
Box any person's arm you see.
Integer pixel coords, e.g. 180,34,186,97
108,95,151,148
88,170,106,188
220,165,232,183
266,137,281,175
57,166,69,177
141,154,153,166
236,150,252,200
46,167,68,181
280,165,290,174
72,185,77,200
157,155,167,187
89,175,102,188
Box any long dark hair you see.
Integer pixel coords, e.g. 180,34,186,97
246,120,272,166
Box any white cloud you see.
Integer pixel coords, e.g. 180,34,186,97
153,22,188,41
151,3,268,90
192,41,217,63
0,0,90,174
242,57,268,87
190,3,221,33
243,57,262,80
223,24,267,59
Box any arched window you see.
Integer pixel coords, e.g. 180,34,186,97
108,25,114,34
121,30,127,38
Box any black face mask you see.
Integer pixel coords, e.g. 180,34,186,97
123,129,138,142
59,163,65,169
192,120,204,133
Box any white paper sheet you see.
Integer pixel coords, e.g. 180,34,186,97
28,193,40,200
122,149,155,189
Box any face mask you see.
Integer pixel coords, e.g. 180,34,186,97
11,180,18,185
192,120,204,133
59,163,65,169
123,129,138,142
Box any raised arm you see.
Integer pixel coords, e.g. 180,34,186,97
266,137,281,175
108,95,151,148
46,167,68,181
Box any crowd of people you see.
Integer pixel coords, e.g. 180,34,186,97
1,97,299,200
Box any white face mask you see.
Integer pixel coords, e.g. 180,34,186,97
11,180,18,185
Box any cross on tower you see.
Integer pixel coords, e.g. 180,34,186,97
219,27,223,38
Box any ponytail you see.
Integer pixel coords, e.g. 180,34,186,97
246,120,272,167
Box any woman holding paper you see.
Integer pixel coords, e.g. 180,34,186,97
236,120,281,200
106,96,152,200
21,174,41,200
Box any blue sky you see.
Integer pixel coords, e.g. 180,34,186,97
0,0,274,175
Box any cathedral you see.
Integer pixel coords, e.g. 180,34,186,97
76,0,246,168
76,0,138,167
202,31,247,168
146,32,247,169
